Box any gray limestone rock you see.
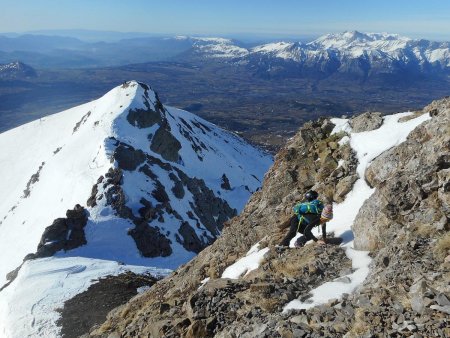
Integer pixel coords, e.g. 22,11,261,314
430,304,450,315
353,106,449,251
349,112,383,132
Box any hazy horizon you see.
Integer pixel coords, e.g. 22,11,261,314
2,0,450,41
1,28,449,44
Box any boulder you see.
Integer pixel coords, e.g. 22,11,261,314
349,112,383,132
334,174,358,202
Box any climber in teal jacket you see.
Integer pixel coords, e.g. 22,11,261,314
279,190,333,247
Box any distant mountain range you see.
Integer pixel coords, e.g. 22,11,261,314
1,31,449,76
181,31,450,79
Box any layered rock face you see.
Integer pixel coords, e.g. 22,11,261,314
86,99,449,338
354,100,450,251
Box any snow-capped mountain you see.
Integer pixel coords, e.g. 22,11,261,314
0,80,272,282
0,61,37,79
183,31,450,77
253,31,450,73
174,36,249,59
0,80,272,336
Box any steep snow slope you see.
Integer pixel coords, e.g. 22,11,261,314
0,80,271,283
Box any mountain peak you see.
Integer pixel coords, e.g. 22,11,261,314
184,36,249,58
310,30,397,48
0,61,37,79
0,80,272,288
342,30,368,40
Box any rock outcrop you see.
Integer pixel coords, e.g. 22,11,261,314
354,100,450,251
85,99,449,338
150,126,182,162
26,204,88,260
57,272,159,338
349,111,383,132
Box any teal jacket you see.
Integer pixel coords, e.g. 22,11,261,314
293,200,324,224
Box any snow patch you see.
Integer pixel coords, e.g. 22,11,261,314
330,118,352,135
198,277,210,290
221,243,270,279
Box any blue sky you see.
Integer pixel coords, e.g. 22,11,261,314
2,0,450,40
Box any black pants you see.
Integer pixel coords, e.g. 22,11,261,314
279,215,320,246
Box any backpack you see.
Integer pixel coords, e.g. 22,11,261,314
293,200,324,226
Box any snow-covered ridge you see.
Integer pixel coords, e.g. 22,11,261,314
309,31,411,51
190,37,249,58
0,81,272,337
253,31,450,66
0,80,272,283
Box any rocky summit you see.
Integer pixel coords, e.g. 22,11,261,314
85,98,449,338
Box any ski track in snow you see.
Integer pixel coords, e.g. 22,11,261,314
284,111,431,311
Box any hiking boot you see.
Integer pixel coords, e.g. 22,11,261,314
275,245,289,253
294,236,307,247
